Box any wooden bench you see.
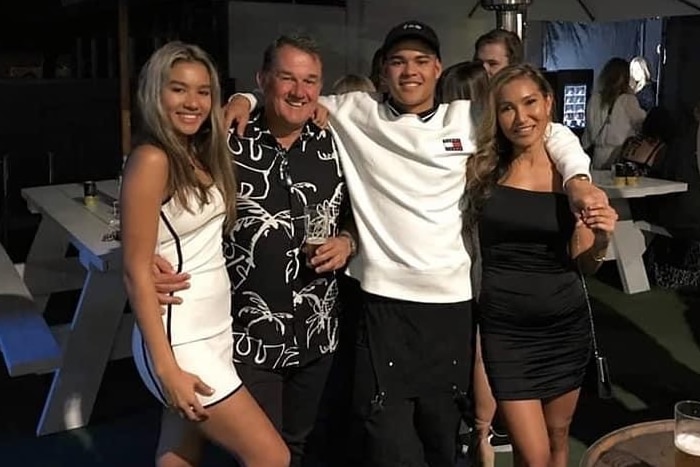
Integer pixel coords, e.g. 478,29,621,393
0,243,61,376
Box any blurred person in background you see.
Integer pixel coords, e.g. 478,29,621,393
616,105,675,177
437,59,503,466
369,47,387,94
473,29,523,78
332,73,376,94
629,56,657,112
437,60,489,119
583,57,646,169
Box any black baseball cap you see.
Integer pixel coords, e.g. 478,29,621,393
382,20,441,59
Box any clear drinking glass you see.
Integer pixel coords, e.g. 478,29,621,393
675,400,700,466
303,204,329,266
103,200,121,242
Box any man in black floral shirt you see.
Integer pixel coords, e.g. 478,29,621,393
225,29,354,444
226,34,354,466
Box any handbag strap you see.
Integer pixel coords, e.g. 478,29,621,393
579,270,602,359
643,139,664,166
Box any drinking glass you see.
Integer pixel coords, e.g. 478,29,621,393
675,400,700,466
103,201,121,242
303,204,329,266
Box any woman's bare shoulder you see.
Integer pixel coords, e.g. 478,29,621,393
129,143,168,164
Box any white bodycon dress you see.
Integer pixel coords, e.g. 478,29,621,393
132,186,242,407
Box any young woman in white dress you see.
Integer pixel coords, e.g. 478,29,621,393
121,41,289,467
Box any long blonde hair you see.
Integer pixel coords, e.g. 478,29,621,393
135,41,237,231
465,64,555,230
630,56,651,93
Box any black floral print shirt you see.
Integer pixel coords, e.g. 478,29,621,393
224,109,347,369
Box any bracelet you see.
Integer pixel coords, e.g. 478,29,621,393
569,174,591,184
339,231,357,257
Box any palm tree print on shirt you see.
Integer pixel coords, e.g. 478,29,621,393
225,110,347,369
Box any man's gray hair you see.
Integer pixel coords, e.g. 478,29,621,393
261,32,322,72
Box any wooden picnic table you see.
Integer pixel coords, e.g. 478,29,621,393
21,180,132,436
592,170,688,294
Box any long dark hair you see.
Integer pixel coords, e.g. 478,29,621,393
464,64,555,230
437,60,489,121
598,57,631,110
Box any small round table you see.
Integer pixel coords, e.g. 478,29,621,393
580,419,675,466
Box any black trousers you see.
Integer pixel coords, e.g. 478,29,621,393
236,354,334,467
352,293,475,467
309,275,364,467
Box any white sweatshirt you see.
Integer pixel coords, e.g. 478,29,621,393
242,91,591,303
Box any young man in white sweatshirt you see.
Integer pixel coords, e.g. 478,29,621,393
224,21,607,467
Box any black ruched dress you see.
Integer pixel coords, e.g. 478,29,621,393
478,185,591,400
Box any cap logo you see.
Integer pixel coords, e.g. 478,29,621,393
403,23,422,30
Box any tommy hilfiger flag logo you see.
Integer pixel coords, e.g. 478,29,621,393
443,138,463,152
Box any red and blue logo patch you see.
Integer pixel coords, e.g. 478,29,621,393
443,138,463,152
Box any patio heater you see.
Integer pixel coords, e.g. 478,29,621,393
480,0,533,40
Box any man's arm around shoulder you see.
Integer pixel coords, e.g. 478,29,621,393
546,123,609,212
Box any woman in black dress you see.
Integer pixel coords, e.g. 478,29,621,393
465,64,618,467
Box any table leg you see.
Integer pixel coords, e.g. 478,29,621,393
611,219,650,294
36,266,127,436
23,217,85,310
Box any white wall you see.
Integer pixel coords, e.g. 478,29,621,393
227,0,496,92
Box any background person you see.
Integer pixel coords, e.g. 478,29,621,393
465,64,617,467
583,57,646,169
369,46,387,94
437,59,489,119
473,29,524,78
437,58,499,466
331,73,376,94
121,41,288,467
617,105,675,178
629,56,656,112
